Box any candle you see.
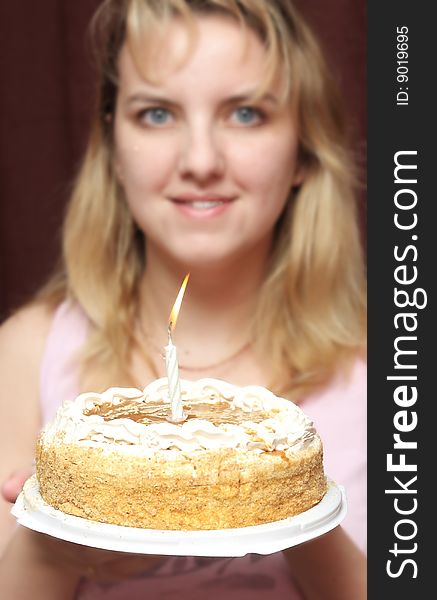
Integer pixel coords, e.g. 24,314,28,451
165,328,184,421
165,274,190,422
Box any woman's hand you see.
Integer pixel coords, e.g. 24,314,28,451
29,531,165,582
1,468,32,503
4,526,165,583
1,469,165,596
0,527,80,600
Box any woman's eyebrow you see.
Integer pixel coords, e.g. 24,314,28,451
224,91,279,105
124,90,279,107
125,93,176,106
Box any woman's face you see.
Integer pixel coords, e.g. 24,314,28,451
114,15,302,268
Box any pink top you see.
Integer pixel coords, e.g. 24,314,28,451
40,301,367,599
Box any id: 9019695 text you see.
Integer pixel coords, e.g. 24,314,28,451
396,26,409,106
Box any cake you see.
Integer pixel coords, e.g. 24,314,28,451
36,378,327,530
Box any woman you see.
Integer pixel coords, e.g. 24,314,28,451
0,1,366,598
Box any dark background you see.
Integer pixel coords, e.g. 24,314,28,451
0,0,367,321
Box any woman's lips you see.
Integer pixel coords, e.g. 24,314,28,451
169,194,236,217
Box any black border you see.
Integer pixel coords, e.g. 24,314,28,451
368,2,434,596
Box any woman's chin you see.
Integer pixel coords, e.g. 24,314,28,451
147,233,271,272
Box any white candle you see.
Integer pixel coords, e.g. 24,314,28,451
165,274,190,423
165,328,185,421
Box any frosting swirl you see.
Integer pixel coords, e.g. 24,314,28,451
42,378,317,456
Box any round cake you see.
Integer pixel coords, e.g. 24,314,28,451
36,378,327,530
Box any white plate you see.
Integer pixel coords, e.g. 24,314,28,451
12,475,346,557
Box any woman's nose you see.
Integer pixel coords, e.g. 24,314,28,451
177,123,225,183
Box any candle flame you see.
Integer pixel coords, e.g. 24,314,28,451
168,273,190,331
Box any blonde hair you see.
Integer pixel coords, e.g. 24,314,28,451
39,0,366,398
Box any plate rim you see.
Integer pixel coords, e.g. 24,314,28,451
12,475,347,556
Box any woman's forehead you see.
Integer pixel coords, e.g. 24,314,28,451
121,14,283,98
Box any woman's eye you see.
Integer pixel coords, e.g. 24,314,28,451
139,107,172,126
231,106,263,126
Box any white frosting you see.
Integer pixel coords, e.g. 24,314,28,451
42,378,317,456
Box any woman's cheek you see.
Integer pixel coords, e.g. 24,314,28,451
117,148,167,194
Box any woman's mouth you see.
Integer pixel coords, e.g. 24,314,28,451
169,194,236,217
184,200,225,210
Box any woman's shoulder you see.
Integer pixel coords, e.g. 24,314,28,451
0,299,87,346
0,302,56,354
0,302,58,387
0,302,60,437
